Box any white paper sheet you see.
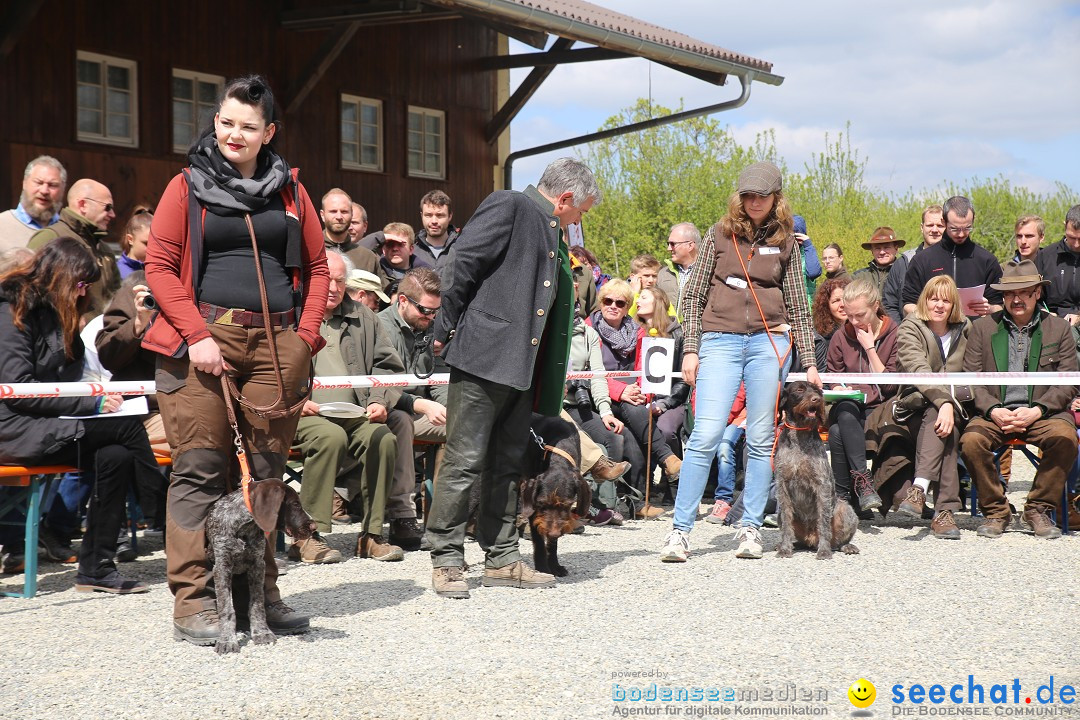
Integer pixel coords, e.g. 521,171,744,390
958,284,986,315
61,395,149,420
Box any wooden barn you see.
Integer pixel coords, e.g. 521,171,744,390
0,0,780,235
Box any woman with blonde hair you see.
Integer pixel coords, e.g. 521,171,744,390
892,275,971,538
635,286,690,476
590,279,680,516
660,162,819,561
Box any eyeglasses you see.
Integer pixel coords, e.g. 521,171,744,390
83,197,115,213
601,297,628,309
383,240,407,249
76,281,93,289
403,294,439,316
666,240,692,249
1002,288,1038,300
133,207,154,216
947,225,973,235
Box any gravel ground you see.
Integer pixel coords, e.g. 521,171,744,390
2,456,1078,720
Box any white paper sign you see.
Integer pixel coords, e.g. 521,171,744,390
640,337,675,395
958,284,986,315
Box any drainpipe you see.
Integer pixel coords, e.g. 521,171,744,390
503,73,752,190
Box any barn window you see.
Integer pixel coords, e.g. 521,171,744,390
172,70,224,154
76,51,138,147
406,106,445,180
341,95,383,172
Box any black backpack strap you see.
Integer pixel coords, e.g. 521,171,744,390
181,169,205,295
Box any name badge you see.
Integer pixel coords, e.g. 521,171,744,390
759,246,780,255
725,276,748,290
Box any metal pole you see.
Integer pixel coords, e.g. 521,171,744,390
502,74,752,190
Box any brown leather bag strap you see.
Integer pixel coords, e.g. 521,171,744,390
219,215,308,420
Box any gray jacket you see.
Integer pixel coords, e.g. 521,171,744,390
434,186,562,390
377,302,449,414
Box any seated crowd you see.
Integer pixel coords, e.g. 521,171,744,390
1,153,1078,600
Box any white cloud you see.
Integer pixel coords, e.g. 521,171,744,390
506,1,1080,195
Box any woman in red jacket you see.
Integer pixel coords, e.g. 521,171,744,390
144,75,329,646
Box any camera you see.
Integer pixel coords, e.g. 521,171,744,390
567,379,592,409
141,291,157,311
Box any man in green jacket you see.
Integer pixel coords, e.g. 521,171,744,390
959,260,1077,540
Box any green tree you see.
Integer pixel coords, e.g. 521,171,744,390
577,100,1078,278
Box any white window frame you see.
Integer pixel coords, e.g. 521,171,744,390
76,51,138,148
341,94,383,172
171,69,224,154
406,105,445,180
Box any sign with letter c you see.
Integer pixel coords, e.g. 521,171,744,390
640,337,675,395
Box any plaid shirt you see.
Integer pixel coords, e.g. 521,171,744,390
682,223,816,368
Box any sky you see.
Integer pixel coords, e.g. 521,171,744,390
507,1,1080,201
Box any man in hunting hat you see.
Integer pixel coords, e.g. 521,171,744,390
959,259,1077,540
853,226,904,295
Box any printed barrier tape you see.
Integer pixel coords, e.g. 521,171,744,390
0,370,1078,399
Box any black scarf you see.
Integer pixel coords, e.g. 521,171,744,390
187,134,291,216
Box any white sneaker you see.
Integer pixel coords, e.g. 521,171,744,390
660,529,690,563
734,526,763,559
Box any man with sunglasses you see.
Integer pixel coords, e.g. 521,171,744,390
427,157,600,598
656,222,699,316
378,268,449,550
959,260,1076,540
28,178,120,321
901,195,1003,320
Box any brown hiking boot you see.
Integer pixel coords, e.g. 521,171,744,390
481,560,555,589
331,493,353,524
635,503,667,519
590,455,631,481
356,533,404,561
287,534,343,564
432,566,470,598
897,485,926,518
173,609,220,646
661,455,682,478
976,516,1009,538
931,510,961,539
1021,507,1062,539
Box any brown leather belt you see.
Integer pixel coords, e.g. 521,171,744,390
198,302,296,329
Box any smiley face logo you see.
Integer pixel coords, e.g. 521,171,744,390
848,679,876,709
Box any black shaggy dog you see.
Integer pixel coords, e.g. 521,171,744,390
773,381,859,559
519,415,591,577
205,479,317,654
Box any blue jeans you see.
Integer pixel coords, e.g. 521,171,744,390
672,331,790,531
713,424,744,503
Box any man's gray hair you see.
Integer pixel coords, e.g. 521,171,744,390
1065,204,1080,231
943,196,975,222
23,155,67,185
325,247,355,276
671,221,701,244
537,157,601,207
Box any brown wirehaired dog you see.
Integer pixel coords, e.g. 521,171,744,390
205,479,317,654
774,381,859,559
519,415,591,577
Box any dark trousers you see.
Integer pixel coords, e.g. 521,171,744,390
613,401,675,465
47,418,156,577
426,368,531,569
828,399,868,497
960,417,1076,518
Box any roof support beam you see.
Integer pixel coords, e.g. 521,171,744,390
479,46,630,70
657,61,726,86
0,0,44,61
285,21,362,116
484,37,573,144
